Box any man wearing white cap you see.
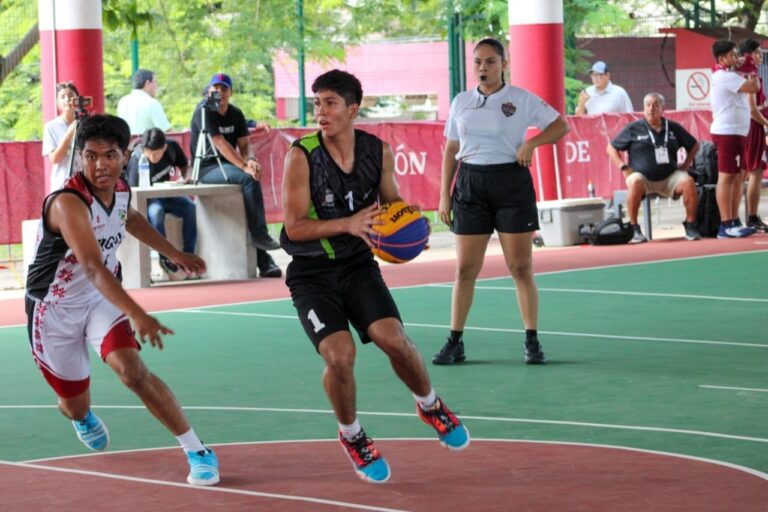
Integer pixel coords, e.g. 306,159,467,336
575,61,634,115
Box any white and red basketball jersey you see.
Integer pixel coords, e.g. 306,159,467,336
26,173,131,305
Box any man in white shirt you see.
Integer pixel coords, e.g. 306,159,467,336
709,39,760,238
117,69,171,135
575,61,634,115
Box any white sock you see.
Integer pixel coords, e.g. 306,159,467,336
414,388,437,410
175,428,205,453
339,419,362,441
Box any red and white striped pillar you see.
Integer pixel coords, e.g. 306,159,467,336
38,0,104,192
38,0,104,122
508,1,565,201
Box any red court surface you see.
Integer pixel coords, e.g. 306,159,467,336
1,236,765,327
2,440,766,511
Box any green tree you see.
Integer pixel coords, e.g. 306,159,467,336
0,0,41,140
1,0,763,141
665,0,767,30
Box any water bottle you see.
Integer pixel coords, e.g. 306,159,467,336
587,180,595,198
138,155,151,188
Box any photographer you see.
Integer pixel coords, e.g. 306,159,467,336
189,73,281,278
42,82,87,192
126,128,198,280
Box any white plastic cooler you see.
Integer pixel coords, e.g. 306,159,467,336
536,198,606,246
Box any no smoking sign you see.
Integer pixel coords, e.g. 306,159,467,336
687,72,710,101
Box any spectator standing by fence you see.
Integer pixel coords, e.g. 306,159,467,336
710,39,760,238
575,61,633,115
42,82,81,192
117,69,171,136
737,38,768,233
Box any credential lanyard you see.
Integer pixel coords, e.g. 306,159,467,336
646,119,669,148
647,119,670,165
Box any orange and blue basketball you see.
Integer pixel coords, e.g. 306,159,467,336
370,201,430,264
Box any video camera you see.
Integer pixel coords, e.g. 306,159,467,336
69,96,93,120
204,90,222,111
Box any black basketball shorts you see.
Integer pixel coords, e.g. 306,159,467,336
286,251,401,350
451,162,539,235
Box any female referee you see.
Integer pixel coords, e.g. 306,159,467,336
432,37,569,366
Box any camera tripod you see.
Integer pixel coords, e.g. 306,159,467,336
191,106,229,184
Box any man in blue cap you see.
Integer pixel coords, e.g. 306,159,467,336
190,73,282,277
575,61,634,115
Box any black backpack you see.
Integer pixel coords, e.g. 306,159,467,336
694,185,721,237
578,217,634,245
691,141,718,186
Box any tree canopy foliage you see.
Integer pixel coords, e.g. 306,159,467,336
0,0,764,141
665,0,766,29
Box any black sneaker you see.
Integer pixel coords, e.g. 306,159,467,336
682,221,701,241
432,338,465,365
524,338,546,364
159,256,186,281
251,234,281,251
747,216,768,233
258,261,282,278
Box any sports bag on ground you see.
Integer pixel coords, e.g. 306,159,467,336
578,217,634,245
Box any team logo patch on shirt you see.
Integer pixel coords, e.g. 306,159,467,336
501,102,517,117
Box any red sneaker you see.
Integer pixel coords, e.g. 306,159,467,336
338,430,391,483
417,398,470,450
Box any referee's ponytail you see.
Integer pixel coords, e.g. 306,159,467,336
474,37,507,85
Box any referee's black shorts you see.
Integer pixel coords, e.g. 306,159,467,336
286,251,401,351
451,161,539,235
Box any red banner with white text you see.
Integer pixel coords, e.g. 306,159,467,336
0,110,750,245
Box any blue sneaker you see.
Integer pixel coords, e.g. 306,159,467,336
72,410,109,451
718,221,755,238
733,219,757,236
339,430,391,484
186,447,220,486
417,398,470,451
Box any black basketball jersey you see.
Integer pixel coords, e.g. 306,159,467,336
280,129,382,259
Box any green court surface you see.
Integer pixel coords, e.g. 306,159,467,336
0,252,765,477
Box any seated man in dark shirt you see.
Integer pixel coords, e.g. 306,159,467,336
607,92,701,243
126,128,198,279
190,73,281,278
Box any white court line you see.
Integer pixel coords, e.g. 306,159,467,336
3,405,767,445
700,385,768,393
178,310,768,349
0,460,410,512
1,250,764,330
11,438,768,484
428,285,768,304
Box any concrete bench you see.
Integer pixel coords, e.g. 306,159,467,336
22,183,258,289
117,183,258,288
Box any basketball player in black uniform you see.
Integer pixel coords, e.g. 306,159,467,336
281,69,469,484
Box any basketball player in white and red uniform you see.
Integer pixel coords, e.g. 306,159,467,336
25,114,219,486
